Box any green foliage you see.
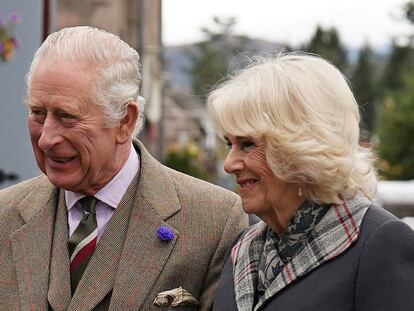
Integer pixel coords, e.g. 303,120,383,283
189,16,247,100
381,2,414,94
377,73,414,180
302,25,348,71
375,23,414,180
163,143,208,180
404,0,414,24
190,42,229,99
380,44,414,93
351,44,378,137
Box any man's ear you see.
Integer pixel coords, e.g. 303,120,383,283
116,101,139,144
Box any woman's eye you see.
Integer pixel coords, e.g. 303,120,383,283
224,141,232,149
241,141,256,150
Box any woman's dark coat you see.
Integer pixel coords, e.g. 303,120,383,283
213,205,414,311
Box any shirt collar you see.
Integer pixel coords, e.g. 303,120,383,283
65,143,140,211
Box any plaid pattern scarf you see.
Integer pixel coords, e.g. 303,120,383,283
231,192,371,311
257,201,330,293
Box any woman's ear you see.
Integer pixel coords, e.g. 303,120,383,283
116,101,138,144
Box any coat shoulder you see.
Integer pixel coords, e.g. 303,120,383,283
165,166,240,205
355,205,414,311
163,166,246,236
0,175,50,216
358,204,400,238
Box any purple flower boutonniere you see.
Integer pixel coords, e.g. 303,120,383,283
157,226,174,242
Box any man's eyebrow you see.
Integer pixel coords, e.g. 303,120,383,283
25,99,38,107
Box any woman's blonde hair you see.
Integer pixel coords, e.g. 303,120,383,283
207,52,377,204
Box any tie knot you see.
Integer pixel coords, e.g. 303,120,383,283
79,196,97,214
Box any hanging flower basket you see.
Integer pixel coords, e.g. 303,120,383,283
0,11,21,63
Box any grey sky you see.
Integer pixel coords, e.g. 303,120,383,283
163,0,412,49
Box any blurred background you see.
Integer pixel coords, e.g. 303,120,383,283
1,0,413,221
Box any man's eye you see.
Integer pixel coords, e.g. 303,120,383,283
31,109,45,116
59,112,78,122
30,109,47,123
59,113,75,119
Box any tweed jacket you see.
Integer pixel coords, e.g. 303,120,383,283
0,140,248,311
213,200,414,311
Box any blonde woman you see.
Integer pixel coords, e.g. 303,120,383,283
208,53,414,311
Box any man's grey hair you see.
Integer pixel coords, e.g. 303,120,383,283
26,26,145,137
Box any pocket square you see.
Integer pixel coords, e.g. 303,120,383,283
153,287,199,307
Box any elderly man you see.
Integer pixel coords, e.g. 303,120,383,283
0,26,247,311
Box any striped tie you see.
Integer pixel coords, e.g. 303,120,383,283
68,196,98,293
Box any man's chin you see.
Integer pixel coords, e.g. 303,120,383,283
45,173,80,191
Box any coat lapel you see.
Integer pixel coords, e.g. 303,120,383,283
68,141,181,311
47,190,72,311
10,177,56,311
67,173,140,311
109,141,181,310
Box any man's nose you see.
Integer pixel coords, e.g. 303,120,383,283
38,115,64,150
224,148,244,174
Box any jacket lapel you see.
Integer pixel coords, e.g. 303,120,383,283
68,141,181,311
47,190,72,311
10,177,56,311
109,141,181,311
67,173,140,311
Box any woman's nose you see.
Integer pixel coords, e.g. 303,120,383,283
224,148,244,174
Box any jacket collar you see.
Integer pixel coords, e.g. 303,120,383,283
131,139,181,220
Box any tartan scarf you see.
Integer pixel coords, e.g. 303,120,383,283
231,192,371,311
257,201,330,293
